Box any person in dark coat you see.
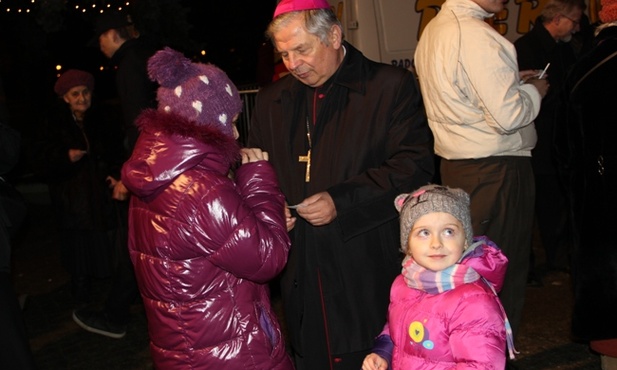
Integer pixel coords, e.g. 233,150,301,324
121,47,294,370
73,10,158,338
514,0,586,283
247,1,435,369
34,69,124,305
104,28,158,154
562,0,617,366
1,75,36,369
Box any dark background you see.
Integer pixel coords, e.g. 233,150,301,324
0,0,277,98
0,0,278,177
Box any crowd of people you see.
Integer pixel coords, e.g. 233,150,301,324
2,0,617,368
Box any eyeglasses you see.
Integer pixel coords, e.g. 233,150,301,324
560,13,580,26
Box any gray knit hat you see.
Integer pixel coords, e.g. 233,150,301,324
394,184,473,253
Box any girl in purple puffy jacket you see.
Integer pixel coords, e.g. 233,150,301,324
363,184,516,370
121,47,294,370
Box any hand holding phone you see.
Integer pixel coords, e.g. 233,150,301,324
537,63,550,79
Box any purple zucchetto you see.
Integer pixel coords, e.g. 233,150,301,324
273,0,330,18
54,69,95,96
147,47,242,138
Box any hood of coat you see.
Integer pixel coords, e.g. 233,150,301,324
461,236,508,293
122,108,240,199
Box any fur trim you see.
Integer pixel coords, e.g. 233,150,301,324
136,109,240,164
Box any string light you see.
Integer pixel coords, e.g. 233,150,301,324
2,0,131,14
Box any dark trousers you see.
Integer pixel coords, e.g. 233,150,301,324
104,201,140,325
534,173,569,270
293,349,369,370
0,272,36,369
441,156,535,338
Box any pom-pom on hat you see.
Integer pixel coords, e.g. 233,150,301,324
54,69,95,96
394,184,473,253
147,47,242,138
273,0,331,18
599,0,617,23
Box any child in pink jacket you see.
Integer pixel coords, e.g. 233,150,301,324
363,184,516,369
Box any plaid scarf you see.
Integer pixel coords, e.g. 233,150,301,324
401,242,518,359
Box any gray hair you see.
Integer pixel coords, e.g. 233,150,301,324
266,8,344,46
540,0,586,23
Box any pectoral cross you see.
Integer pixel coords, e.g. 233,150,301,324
299,149,311,182
299,117,313,183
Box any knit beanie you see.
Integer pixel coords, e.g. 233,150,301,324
394,184,473,253
147,47,242,138
273,0,330,18
54,69,95,96
600,0,617,23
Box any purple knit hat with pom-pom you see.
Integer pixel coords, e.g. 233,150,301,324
147,47,242,137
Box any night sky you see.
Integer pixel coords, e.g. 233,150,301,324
0,1,276,120
0,0,277,177
180,1,276,85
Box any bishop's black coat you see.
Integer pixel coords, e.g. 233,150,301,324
248,42,435,361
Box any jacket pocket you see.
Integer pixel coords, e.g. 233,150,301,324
256,303,281,355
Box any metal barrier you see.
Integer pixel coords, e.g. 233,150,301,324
237,88,259,146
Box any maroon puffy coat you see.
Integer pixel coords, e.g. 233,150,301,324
121,109,294,370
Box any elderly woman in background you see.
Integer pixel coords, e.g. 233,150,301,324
33,69,125,306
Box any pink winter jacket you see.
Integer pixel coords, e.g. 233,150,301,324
380,238,508,369
121,110,294,370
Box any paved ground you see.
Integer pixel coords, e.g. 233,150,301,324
10,183,602,370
